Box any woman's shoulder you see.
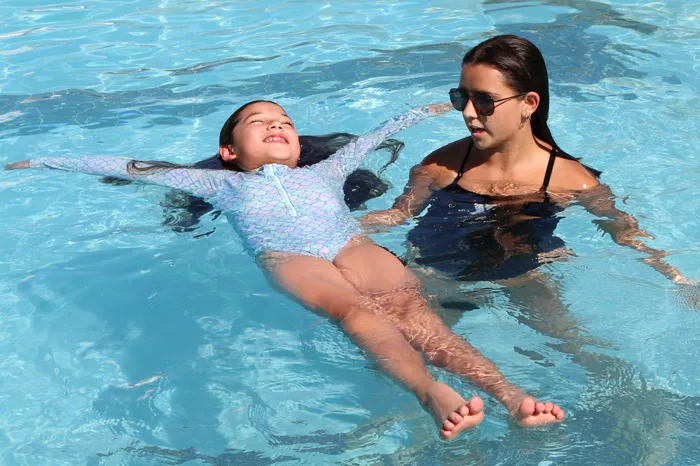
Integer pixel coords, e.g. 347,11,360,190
421,137,471,169
550,155,600,191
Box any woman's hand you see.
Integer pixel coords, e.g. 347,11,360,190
672,277,700,311
4,161,30,170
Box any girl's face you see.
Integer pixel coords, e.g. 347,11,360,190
458,63,538,151
219,102,302,171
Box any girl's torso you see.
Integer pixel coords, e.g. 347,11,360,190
213,163,361,259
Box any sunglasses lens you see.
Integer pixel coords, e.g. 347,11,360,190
473,92,495,116
449,88,467,111
449,89,496,115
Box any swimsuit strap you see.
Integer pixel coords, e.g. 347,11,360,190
540,147,557,192
540,147,558,203
452,141,557,200
453,139,473,183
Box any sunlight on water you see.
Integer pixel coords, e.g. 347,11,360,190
0,0,698,464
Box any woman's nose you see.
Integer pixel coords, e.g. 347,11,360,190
462,97,478,120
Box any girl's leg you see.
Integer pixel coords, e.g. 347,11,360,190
261,251,483,440
332,241,564,426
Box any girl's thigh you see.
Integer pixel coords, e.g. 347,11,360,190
333,237,420,296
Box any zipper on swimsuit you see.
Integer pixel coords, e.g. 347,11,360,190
264,164,298,216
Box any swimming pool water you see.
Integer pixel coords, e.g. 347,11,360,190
1,1,699,464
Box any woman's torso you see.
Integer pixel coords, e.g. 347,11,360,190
407,139,567,281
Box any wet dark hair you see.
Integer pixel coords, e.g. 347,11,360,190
101,100,404,235
463,35,601,177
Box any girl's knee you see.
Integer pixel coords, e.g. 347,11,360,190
425,348,451,368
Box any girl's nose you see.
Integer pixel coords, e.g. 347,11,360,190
267,120,283,130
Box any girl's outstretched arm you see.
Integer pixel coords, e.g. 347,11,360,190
6,156,230,199
314,103,452,179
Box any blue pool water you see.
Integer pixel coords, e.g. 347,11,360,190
1,0,699,464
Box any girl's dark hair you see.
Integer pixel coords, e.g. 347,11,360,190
463,35,601,177
101,99,404,235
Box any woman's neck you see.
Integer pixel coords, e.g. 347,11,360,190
477,127,548,173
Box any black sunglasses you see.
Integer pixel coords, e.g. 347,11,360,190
449,88,525,116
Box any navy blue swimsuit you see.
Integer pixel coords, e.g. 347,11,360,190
407,140,566,281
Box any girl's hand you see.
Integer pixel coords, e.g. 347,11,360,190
426,102,453,115
4,161,30,170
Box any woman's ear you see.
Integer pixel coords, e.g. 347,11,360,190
219,144,236,163
523,91,540,118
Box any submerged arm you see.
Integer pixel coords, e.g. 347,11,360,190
361,163,437,227
6,156,229,199
579,183,692,284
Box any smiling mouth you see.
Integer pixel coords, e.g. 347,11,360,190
264,135,288,144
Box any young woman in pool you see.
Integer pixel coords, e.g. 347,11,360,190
362,34,694,346
5,99,564,440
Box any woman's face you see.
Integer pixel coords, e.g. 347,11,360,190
458,63,534,150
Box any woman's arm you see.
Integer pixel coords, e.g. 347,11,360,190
578,183,693,284
361,162,438,227
360,135,471,228
6,156,230,199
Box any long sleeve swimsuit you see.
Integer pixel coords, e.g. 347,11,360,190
29,106,436,261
